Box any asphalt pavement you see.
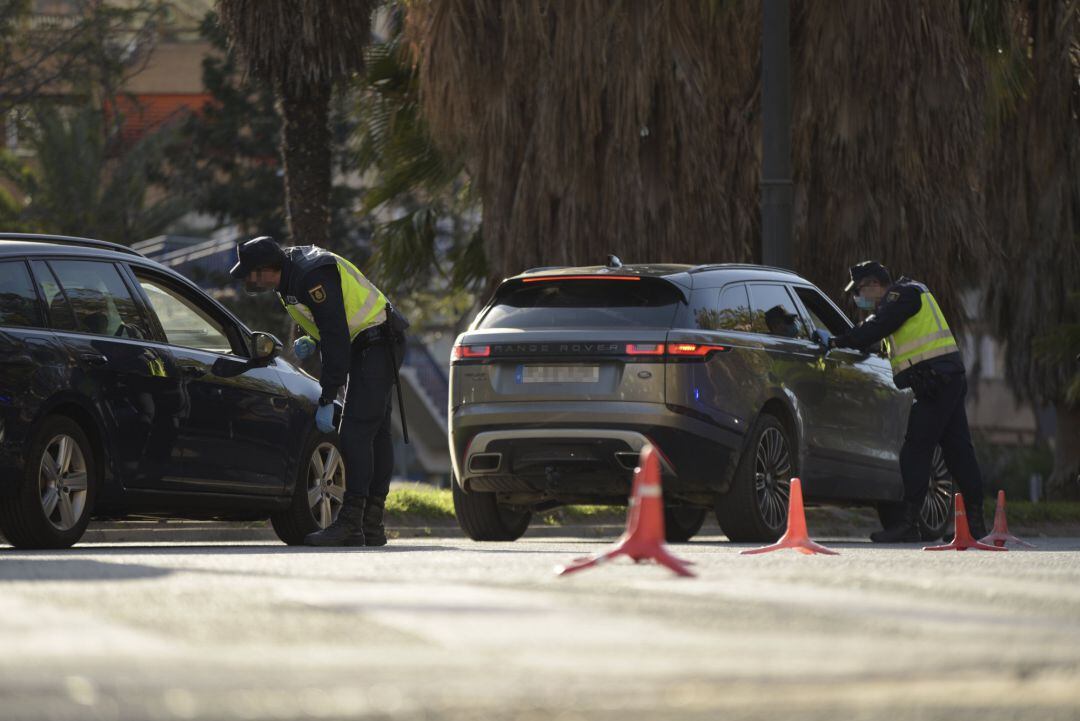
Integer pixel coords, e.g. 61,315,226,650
1,533,1079,721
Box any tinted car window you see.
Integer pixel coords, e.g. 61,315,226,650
479,279,682,329
793,286,852,336
748,284,809,339
136,275,232,353
679,288,721,330
48,260,145,338
30,260,78,331
717,284,753,332
0,261,42,328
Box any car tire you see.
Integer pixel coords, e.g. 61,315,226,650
664,506,707,543
452,478,531,541
877,445,954,541
271,433,347,545
0,415,97,549
715,412,793,543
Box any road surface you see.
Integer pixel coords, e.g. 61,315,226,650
1,534,1078,720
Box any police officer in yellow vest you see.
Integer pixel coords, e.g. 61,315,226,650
230,236,409,547
830,261,986,543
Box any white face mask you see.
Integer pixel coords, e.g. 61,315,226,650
854,295,876,311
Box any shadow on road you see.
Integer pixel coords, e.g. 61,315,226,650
1,543,469,556
0,558,172,582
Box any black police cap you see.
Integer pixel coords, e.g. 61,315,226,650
844,260,891,293
229,236,286,279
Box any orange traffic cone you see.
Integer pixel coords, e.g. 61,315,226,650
924,494,1006,551
741,478,838,555
980,490,1034,548
557,445,695,577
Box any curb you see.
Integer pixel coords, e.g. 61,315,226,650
79,521,630,545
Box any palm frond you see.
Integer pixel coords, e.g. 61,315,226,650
406,0,759,283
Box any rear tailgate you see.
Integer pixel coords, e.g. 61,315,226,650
450,275,687,407
451,329,670,405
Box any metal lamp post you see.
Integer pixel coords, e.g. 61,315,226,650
761,0,793,269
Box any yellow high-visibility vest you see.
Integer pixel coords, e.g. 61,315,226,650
282,253,387,341
885,282,959,377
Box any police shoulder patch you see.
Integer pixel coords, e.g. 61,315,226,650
887,291,900,302
309,284,326,304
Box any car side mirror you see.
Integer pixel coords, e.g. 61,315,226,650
209,332,282,378
251,331,283,364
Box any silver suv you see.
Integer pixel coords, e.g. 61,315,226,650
449,262,953,543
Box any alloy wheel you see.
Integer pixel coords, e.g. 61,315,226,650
307,442,346,529
920,446,952,531
754,427,792,530
38,434,89,531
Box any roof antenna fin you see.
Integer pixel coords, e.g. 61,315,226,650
606,254,623,269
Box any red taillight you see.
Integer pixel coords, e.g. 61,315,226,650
624,342,729,359
521,275,641,283
452,344,491,360
626,343,665,355
666,343,728,357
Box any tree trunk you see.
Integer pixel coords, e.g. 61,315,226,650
1047,402,1080,501
278,80,332,248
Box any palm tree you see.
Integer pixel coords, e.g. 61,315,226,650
982,0,1080,499
216,0,378,248
405,1,760,283
403,1,993,324
790,1,993,322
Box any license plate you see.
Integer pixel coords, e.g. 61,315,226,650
518,365,600,384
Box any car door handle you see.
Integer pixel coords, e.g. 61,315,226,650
78,352,108,366
180,364,207,379
0,354,32,365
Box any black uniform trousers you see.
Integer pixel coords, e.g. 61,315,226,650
900,371,983,512
339,335,406,501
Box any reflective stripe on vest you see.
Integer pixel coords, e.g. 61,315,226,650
281,254,387,341
886,284,959,376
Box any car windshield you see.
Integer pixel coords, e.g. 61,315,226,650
478,278,683,329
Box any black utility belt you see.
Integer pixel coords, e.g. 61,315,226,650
351,322,392,347
350,305,409,349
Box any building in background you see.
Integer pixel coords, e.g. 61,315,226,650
111,0,214,145
959,289,1050,447
4,1,215,152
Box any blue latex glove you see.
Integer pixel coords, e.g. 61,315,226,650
315,403,336,434
293,336,317,360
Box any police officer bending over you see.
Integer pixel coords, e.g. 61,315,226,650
830,261,986,543
230,237,409,547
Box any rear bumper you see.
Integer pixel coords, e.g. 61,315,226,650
449,401,746,501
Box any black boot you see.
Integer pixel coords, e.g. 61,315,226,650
304,495,366,547
356,495,387,547
968,507,988,541
870,502,921,543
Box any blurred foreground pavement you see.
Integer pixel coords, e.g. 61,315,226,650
1,535,1079,721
